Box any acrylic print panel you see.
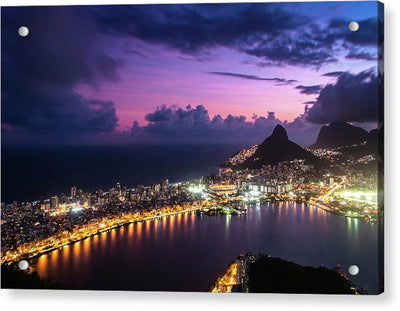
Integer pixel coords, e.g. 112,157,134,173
1,1,384,294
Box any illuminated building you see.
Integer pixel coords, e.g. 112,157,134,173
71,186,77,199
122,186,127,196
50,196,59,209
59,194,68,204
162,179,169,191
151,183,161,194
116,182,122,195
236,255,246,285
88,195,97,207
209,184,237,195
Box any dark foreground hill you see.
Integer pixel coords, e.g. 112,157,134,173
1,263,68,289
310,122,368,149
242,125,319,168
248,255,357,294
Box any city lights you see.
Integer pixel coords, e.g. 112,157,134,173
2,146,381,265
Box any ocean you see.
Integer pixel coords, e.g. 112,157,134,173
1,144,245,204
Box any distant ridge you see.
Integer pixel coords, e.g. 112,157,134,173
310,122,368,149
241,125,319,168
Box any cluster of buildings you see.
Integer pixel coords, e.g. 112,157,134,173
225,144,259,166
1,141,380,258
213,159,319,197
309,146,377,169
48,180,173,210
1,179,194,253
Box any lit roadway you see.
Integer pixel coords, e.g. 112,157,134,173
211,262,238,293
308,179,345,212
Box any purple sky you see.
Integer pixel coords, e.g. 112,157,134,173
1,2,383,146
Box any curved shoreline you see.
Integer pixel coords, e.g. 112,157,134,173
1,206,201,264
2,198,377,264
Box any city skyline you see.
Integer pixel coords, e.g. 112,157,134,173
2,2,382,146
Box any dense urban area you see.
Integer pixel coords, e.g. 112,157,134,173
1,138,381,265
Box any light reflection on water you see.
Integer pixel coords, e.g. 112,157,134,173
34,202,379,293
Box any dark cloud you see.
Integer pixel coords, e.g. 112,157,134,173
305,69,382,124
321,71,345,77
243,38,338,68
329,18,379,47
345,51,377,61
91,3,373,68
1,6,120,139
128,104,319,146
143,105,214,135
125,49,147,58
208,72,297,85
92,4,307,54
295,85,323,95
145,106,175,122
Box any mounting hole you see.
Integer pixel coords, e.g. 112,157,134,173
18,260,29,270
348,265,359,275
348,21,359,32
18,26,29,37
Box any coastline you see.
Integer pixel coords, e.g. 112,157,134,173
1,197,377,265
1,204,202,264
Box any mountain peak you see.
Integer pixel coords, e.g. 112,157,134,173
310,122,368,149
270,124,288,141
239,124,319,168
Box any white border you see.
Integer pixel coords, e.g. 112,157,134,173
1,1,399,310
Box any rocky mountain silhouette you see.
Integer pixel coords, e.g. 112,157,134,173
241,125,319,168
310,122,368,149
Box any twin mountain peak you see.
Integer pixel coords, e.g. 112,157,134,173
228,122,378,169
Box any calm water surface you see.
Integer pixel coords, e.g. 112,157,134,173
34,202,379,293
1,144,243,203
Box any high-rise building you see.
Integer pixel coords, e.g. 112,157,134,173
116,182,122,195
88,195,97,207
50,196,59,209
122,186,127,196
59,194,68,204
71,186,77,199
161,179,169,192
151,184,161,194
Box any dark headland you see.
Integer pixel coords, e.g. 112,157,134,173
309,122,368,149
248,255,357,294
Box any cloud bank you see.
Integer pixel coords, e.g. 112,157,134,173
1,6,120,137
127,104,320,146
305,69,382,124
91,4,379,68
